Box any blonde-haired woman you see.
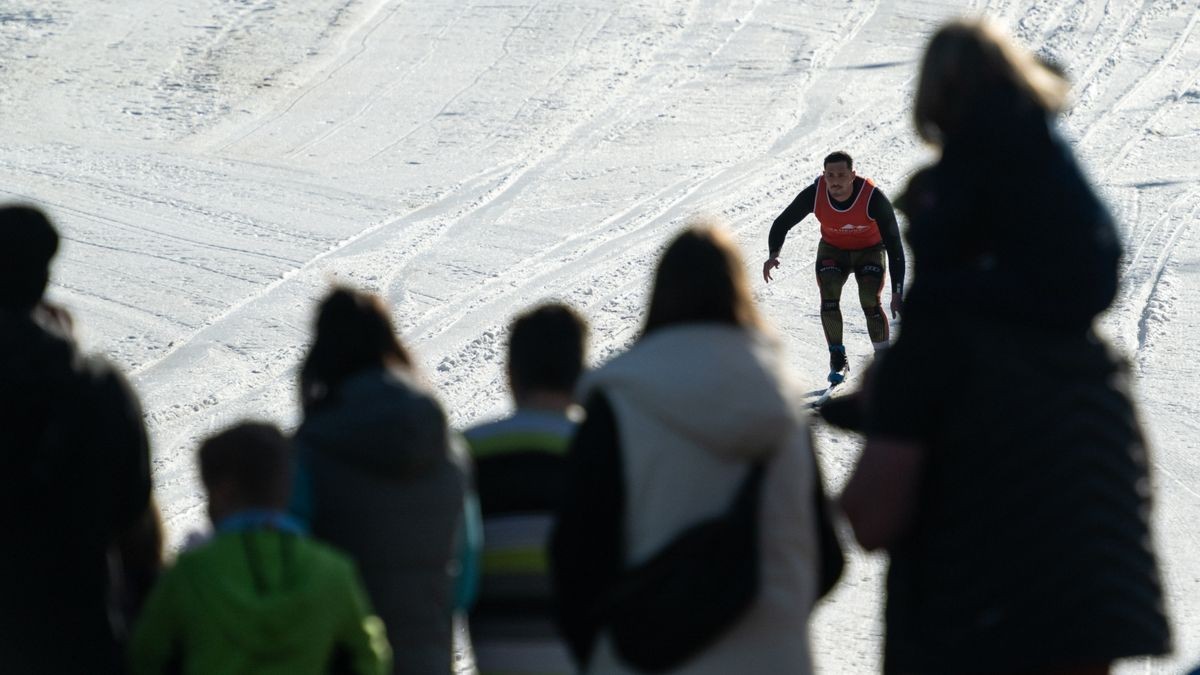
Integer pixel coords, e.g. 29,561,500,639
829,20,1171,674
552,223,833,674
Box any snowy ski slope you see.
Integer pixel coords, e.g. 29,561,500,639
1,0,1197,671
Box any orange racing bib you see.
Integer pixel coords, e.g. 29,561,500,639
814,175,883,250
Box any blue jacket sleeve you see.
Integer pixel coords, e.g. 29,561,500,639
453,491,483,611
287,439,315,528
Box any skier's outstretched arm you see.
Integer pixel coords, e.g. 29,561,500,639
764,182,817,282
870,188,905,318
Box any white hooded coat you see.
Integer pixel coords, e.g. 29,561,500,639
579,324,819,675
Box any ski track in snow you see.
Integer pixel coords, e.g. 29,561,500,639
2,0,1198,671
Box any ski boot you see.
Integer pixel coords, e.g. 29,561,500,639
828,344,849,385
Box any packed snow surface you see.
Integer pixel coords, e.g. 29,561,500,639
3,0,1197,671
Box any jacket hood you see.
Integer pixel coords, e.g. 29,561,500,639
185,530,341,658
297,367,448,477
579,324,805,460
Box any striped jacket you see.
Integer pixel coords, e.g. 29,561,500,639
464,409,576,673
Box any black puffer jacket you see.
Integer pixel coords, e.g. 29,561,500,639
0,311,152,675
870,322,1170,673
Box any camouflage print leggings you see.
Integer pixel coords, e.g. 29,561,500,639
814,239,888,346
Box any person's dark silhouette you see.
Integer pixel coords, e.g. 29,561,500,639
830,21,1171,674
0,204,158,674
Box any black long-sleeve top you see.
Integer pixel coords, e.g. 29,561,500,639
549,392,623,668
767,177,906,295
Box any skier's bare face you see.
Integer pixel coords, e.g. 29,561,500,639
824,161,855,201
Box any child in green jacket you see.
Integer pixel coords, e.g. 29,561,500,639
129,422,391,675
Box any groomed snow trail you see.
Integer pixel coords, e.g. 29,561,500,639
1,0,1196,671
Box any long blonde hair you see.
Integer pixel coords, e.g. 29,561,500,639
642,220,764,336
914,19,1069,144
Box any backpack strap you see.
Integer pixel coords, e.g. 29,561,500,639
809,427,846,599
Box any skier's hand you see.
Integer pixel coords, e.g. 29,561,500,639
763,257,781,283
890,291,902,320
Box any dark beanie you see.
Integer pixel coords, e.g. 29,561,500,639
0,205,59,310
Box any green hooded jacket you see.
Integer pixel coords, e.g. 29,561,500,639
129,529,390,675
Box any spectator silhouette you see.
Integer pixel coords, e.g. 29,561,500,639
290,287,479,674
463,302,588,675
130,421,390,674
828,19,1172,673
0,204,160,674
551,222,825,673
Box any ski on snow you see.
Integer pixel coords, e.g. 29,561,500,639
807,381,842,409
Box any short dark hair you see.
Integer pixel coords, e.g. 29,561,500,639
198,422,293,509
508,303,587,395
823,151,853,170
0,205,59,310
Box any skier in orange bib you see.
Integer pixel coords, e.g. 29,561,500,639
763,151,905,384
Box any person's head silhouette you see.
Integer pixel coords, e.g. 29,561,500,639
0,205,59,311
